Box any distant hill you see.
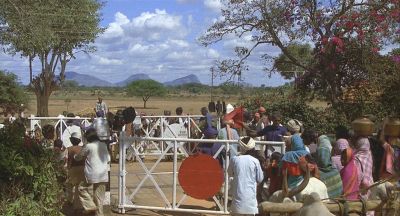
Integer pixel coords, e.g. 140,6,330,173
65,72,114,87
64,72,202,87
115,73,151,87
164,74,201,86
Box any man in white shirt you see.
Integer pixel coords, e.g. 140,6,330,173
75,128,110,216
228,137,264,216
95,97,108,118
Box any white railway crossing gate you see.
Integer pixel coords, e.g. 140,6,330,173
117,132,285,215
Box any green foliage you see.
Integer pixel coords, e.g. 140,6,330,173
0,70,27,115
274,43,313,79
200,0,399,106
127,79,167,108
0,124,64,215
241,86,386,134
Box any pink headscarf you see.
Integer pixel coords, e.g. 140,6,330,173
332,138,350,171
333,138,349,156
354,138,374,198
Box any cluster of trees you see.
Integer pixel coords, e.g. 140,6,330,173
0,0,103,116
200,0,400,112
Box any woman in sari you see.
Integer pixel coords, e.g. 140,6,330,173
281,133,311,188
340,148,359,200
316,135,343,198
379,135,395,180
354,137,374,199
331,126,350,171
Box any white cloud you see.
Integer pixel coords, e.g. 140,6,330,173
102,12,129,39
166,51,193,60
2,7,288,87
207,48,220,58
97,56,123,65
204,0,223,13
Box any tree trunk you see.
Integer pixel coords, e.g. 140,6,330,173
143,99,147,109
36,93,49,117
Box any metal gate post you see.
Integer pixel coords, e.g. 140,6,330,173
118,132,127,214
160,117,164,154
60,118,64,143
224,141,230,213
172,140,178,208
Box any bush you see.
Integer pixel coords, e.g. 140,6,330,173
0,123,64,215
241,92,372,134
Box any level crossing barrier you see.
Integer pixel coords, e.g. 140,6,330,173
117,134,285,215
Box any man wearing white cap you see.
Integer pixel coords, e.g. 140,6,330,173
228,137,264,216
66,132,85,210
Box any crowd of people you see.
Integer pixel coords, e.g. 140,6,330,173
196,105,399,216
1,97,399,216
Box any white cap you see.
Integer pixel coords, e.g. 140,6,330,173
226,104,234,114
70,132,81,140
239,136,256,153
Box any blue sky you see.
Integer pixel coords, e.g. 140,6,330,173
0,0,289,87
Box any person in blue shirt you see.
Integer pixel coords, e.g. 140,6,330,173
256,111,289,158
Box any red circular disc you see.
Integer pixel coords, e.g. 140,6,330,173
178,154,224,200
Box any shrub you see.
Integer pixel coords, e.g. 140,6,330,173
0,123,64,215
241,92,382,134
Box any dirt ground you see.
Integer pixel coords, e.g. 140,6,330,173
23,93,236,117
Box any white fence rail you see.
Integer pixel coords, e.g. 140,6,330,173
117,134,285,214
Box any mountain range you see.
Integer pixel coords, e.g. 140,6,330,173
65,71,201,87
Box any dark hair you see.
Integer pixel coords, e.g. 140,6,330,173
271,111,282,121
176,107,183,115
301,128,318,143
66,113,75,124
42,124,55,139
85,128,99,142
54,139,63,149
335,125,349,139
270,152,282,162
70,137,81,146
122,107,136,123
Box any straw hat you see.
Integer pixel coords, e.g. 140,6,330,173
287,119,303,133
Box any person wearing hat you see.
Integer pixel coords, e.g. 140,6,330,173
228,136,264,216
74,128,110,215
66,132,85,210
62,113,83,148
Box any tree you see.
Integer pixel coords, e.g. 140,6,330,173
369,49,400,115
127,80,167,108
0,70,27,115
273,43,313,79
200,0,400,106
0,0,103,116
64,98,71,112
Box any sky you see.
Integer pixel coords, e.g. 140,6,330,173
0,0,290,87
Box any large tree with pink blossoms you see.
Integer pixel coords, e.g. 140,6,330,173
200,0,400,106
